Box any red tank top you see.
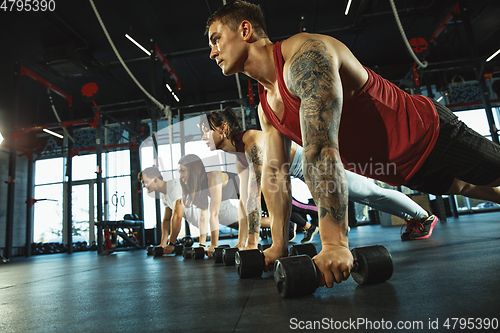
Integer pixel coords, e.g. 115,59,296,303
233,131,248,167
259,41,439,185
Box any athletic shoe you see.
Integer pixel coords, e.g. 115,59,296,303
301,224,319,244
401,215,438,241
289,222,297,242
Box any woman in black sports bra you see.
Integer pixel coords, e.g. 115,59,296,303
178,154,240,256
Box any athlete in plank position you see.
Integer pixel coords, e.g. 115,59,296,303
206,1,500,287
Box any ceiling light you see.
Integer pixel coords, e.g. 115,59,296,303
125,34,151,56
486,48,500,62
166,84,172,92
173,93,180,103
436,96,444,103
345,0,353,15
43,128,64,139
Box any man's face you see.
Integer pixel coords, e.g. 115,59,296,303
208,20,244,76
141,174,157,193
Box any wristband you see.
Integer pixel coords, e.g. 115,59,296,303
168,242,176,247
199,244,205,247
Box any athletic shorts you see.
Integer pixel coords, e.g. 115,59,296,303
404,100,500,194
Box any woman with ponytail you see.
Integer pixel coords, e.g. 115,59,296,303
201,107,437,252
177,154,241,256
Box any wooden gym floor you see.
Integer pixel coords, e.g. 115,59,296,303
1,212,499,332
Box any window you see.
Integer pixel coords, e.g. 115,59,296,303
33,149,132,244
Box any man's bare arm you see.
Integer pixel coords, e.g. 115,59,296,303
258,103,291,265
286,39,348,239
286,38,351,286
245,142,263,235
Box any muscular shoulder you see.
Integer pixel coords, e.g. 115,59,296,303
282,33,367,99
281,33,343,65
242,130,265,150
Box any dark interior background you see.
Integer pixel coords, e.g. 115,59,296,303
0,0,499,141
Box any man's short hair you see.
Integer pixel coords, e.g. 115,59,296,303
139,167,163,181
205,0,267,38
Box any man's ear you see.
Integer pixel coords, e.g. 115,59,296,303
241,20,252,41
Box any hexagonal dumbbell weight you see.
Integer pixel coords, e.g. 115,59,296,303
222,248,238,266
173,244,184,255
180,236,194,248
258,243,272,251
235,243,317,279
235,249,265,279
288,243,317,257
212,245,231,263
191,247,206,260
274,245,393,298
183,247,193,259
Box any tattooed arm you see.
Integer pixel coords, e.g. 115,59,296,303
258,103,292,269
285,38,353,287
243,140,263,249
236,160,249,249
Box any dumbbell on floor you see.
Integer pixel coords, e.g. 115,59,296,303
147,246,160,256
274,245,393,298
222,248,238,266
212,245,231,263
147,244,183,257
191,247,206,259
183,247,193,259
180,236,194,248
222,243,272,267
236,243,316,279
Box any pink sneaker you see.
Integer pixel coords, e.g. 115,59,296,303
401,215,438,241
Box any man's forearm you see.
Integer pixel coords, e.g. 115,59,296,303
263,172,291,251
304,149,349,246
169,214,182,245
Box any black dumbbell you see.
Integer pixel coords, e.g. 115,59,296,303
222,248,238,266
183,247,193,259
173,244,184,255
235,249,265,278
289,243,317,257
147,245,155,256
274,245,393,298
180,236,194,248
223,244,268,267
154,247,164,257
258,243,272,251
212,245,231,263
191,247,206,259
235,243,316,279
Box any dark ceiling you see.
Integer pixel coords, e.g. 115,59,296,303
1,0,499,135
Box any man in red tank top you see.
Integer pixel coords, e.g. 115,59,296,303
206,1,500,289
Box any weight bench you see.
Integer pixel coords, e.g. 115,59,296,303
95,220,145,254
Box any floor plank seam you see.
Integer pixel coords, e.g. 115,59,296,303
232,282,255,333
0,268,103,290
